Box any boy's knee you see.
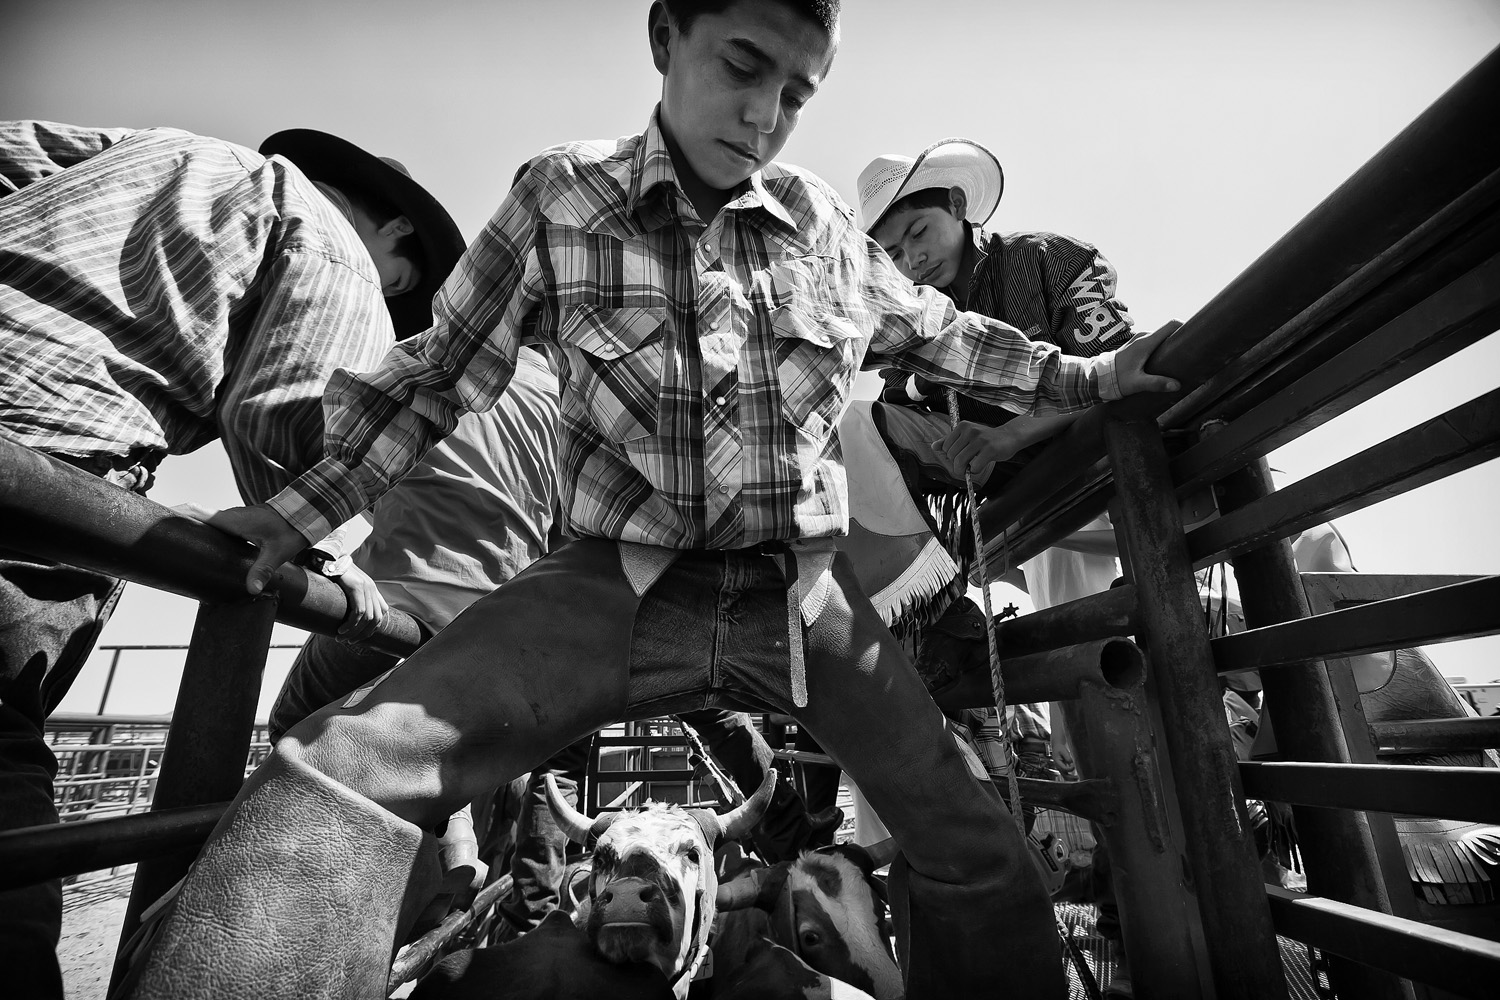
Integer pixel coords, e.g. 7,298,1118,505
279,704,454,824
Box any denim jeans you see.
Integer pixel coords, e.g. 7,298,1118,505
677,708,829,861
263,537,1064,998
268,632,406,743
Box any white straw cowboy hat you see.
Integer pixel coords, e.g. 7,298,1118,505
857,138,1004,233
259,129,466,339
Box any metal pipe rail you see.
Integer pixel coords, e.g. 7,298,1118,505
1239,763,1500,825
0,805,227,892
953,45,1500,1000
0,436,424,654
973,48,1500,569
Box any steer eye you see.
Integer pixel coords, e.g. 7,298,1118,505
683,847,701,865
800,929,822,949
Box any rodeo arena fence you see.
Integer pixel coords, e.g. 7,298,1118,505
4,48,1500,1000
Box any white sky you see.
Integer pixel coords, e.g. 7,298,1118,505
3,0,1497,716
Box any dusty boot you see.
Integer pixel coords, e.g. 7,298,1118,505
913,598,989,705
119,748,440,1000
412,805,489,935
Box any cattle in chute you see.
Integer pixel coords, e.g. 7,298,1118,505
709,842,903,999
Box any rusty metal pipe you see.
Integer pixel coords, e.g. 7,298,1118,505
991,585,1137,659
976,48,1500,548
0,804,225,891
0,434,422,655
1216,457,1414,1000
932,636,1144,711
1106,414,1288,1000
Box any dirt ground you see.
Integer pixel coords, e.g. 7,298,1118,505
59,868,133,1000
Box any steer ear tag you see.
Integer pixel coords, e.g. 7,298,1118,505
692,947,714,980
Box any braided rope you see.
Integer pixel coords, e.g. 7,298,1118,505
943,389,1024,833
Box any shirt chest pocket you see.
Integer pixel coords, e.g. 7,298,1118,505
558,304,666,444
771,301,861,443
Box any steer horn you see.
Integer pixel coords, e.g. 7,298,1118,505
715,862,788,911
544,773,616,844
693,769,777,844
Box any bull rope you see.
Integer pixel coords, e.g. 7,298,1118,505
944,388,1024,834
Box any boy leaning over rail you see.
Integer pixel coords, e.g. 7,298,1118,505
123,3,1178,998
836,138,1145,833
0,121,463,1000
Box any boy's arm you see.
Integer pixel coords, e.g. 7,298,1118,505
215,247,395,507
1042,236,1135,356
215,166,551,594
857,237,1176,416
0,121,132,196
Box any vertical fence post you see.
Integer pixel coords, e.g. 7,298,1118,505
1214,456,1417,1000
1105,413,1289,1000
110,595,278,988
1065,655,1216,997
98,648,123,715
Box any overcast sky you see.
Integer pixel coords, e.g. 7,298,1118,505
4,0,1497,715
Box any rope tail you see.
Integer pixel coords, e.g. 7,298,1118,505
944,388,1024,834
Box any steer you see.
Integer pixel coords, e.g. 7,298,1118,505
711,843,904,999
544,769,778,999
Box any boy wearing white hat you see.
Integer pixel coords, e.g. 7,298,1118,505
857,137,1137,489
847,139,1141,815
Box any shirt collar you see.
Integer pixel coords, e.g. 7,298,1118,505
628,109,800,238
627,110,680,224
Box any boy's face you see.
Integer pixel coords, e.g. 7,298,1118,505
870,195,968,288
651,1,837,194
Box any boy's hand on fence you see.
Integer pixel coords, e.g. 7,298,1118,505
934,420,1020,481
193,504,308,596
1114,319,1183,398
333,563,388,642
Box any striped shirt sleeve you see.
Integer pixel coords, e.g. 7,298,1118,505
217,244,393,505
0,120,133,197
267,163,549,543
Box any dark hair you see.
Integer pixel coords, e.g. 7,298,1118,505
884,186,953,221
663,0,840,35
337,186,426,272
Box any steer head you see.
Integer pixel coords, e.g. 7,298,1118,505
545,770,776,996
716,842,904,1000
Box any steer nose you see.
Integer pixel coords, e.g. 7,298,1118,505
599,878,658,909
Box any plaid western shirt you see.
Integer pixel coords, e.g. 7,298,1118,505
0,121,393,504
270,112,1124,549
881,228,1136,419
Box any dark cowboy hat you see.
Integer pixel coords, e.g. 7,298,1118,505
259,129,465,339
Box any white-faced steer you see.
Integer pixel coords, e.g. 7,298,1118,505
713,843,904,999
545,770,777,999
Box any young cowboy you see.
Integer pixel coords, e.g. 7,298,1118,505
840,138,1140,814
0,121,463,998
126,3,1178,998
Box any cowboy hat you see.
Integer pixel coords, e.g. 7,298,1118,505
259,129,465,339
857,137,1004,234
